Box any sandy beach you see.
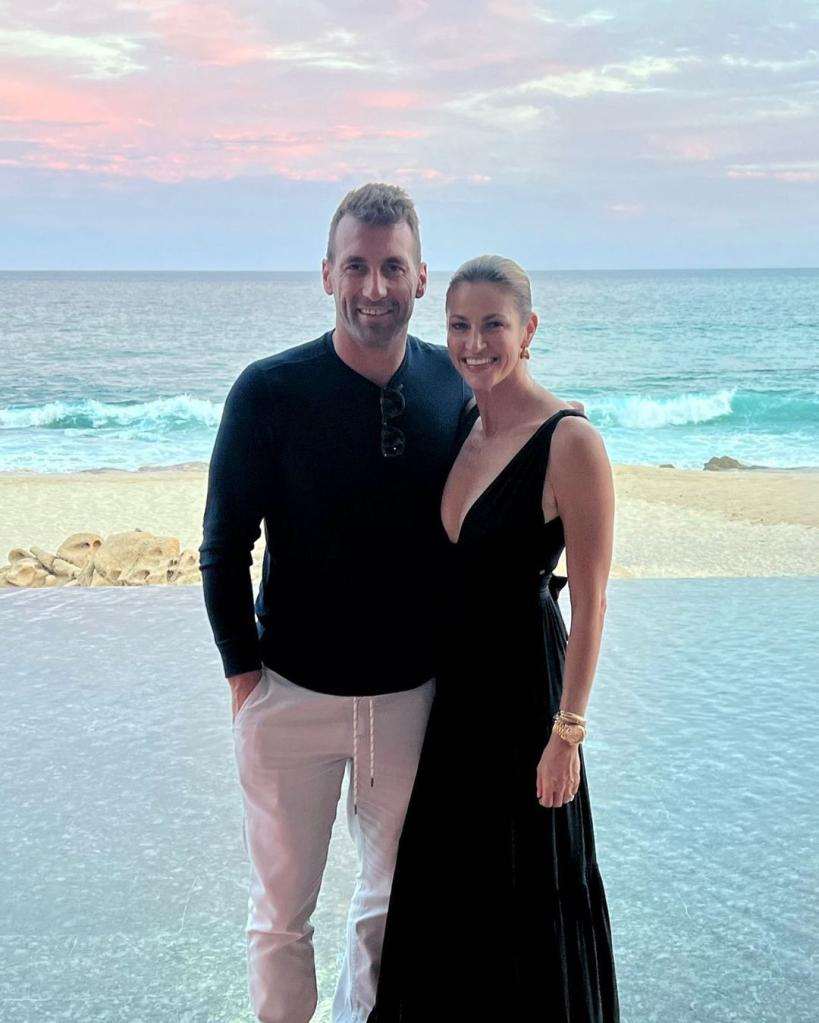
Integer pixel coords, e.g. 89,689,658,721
1,463,817,582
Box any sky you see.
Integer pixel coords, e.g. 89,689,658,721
1,0,818,269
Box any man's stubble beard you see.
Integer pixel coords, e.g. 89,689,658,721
349,308,412,350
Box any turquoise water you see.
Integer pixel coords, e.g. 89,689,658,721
1,269,817,472
1,579,817,1021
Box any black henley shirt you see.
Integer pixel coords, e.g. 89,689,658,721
199,330,470,696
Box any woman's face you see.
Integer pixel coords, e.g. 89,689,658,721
446,281,537,391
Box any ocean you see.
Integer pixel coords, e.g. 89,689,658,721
1,269,817,473
1,578,816,1022
2,268,817,1021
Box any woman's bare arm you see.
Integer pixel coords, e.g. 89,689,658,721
535,416,614,808
550,416,614,716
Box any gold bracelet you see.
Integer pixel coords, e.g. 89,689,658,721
553,710,587,725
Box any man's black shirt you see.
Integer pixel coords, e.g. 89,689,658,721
199,331,470,696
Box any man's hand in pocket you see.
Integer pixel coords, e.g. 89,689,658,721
229,670,263,721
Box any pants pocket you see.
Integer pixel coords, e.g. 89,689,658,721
232,671,267,728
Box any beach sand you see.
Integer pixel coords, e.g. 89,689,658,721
0,464,817,582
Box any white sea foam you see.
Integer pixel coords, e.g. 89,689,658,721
0,395,224,431
590,388,736,429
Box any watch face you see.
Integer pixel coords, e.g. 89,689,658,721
556,721,583,743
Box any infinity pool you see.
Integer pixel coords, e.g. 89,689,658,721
1,579,816,1022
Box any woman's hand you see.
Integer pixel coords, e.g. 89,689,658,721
536,732,581,808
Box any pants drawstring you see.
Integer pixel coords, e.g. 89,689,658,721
352,696,375,816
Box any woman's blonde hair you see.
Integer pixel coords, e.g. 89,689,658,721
445,254,532,321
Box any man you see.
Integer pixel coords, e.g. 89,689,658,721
199,183,469,1023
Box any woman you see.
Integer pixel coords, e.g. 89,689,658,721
368,256,619,1021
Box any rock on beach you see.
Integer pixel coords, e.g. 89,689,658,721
0,530,202,589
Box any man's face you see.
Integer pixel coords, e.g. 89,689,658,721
322,215,427,349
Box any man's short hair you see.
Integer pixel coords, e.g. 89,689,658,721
326,183,422,264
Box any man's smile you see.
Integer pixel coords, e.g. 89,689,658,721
358,306,393,317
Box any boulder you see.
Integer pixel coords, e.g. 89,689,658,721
6,559,50,588
93,531,180,586
168,548,201,585
55,533,103,568
30,546,56,572
51,557,79,579
2,530,198,588
704,455,746,471
75,560,96,587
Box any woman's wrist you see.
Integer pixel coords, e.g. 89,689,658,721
550,731,579,751
552,709,587,745
556,709,586,723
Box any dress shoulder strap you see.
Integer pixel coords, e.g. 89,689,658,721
534,407,588,445
524,407,589,478
544,406,587,432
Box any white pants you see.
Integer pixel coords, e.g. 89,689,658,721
233,664,436,1023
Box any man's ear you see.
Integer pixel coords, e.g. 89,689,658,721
321,258,333,296
416,261,428,298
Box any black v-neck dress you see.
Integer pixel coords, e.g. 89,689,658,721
368,407,620,1022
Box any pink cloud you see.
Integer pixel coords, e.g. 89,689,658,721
0,94,442,183
147,1,269,65
5,4,811,200
0,76,112,126
396,0,430,19
394,168,490,186
381,129,427,139
645,133,724,163
486,0,536,19
676,140,716,162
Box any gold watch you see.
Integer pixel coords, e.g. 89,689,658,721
552,718,586,745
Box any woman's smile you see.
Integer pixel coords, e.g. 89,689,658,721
462,355,498,368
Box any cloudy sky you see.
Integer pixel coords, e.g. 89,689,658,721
1,0,818,268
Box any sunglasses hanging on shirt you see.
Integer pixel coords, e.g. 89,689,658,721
379,384,406,458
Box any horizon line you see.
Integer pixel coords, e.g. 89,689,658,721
2,266,818,274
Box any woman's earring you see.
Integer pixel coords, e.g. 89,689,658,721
520,347,530,360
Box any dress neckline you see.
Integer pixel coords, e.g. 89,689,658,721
443,408,572,546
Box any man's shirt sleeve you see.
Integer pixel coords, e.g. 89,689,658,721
199,363,268,678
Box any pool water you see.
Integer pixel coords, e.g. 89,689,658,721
1,579,816,1022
